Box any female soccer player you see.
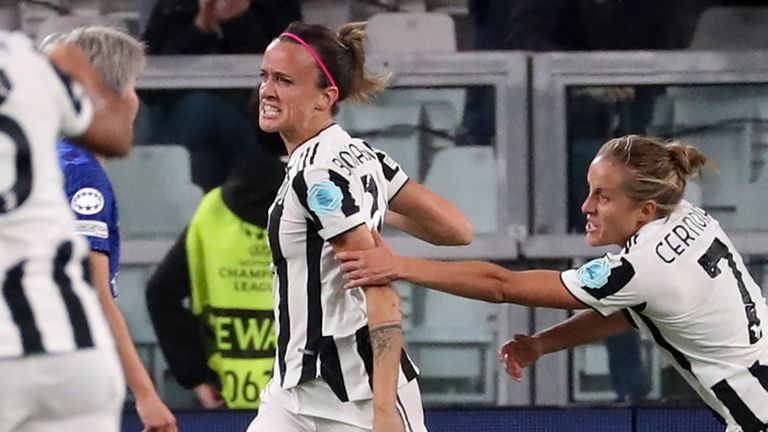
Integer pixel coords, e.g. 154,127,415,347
246,22,473,432
339,135,768,432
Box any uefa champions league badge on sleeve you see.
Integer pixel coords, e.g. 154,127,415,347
70,188,105,215
307,180,343,216
576,257,611,289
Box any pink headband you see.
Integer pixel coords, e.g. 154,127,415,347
280,32,337,89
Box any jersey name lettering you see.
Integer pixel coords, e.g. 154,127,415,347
655,206,712,263
330,142,377,176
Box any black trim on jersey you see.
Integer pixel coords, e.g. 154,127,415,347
749,360,768,393
376,151,401,181
299,223,324,384
636,313,691,373
318,336,349,402
581,258,635,300
53,241,93,348
711,379,767,432
388,178,409,203
328,170,360,217
50,63,82,114
397,396,414,432
269,201,290,386
400,348,418,381
2,260,44,354
298,148,309,171
355,325,375,389
308,142,320,167
292,171,322,230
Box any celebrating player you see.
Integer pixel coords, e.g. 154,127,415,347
246,21,473,432
0,31,135,431
338,135,768,432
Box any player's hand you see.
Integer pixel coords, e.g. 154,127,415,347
47,43,92,78
337,230,400,288
215,0,251,21
373,406,405,432
193,382,226,409
195,0,251,33
135,392,177,432
498,334,544,382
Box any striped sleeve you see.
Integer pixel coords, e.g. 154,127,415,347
560,253,644,317
292,165,366,240
374,149,409,201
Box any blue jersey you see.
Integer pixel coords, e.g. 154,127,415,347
58,140,120,298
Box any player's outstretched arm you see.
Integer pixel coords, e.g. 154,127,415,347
338,231,584,309
386,181,474,246
331,226,405,432
499,310,632,381
47,43,134,157
89,252,178,432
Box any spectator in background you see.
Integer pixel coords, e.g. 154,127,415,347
138,0,300,191
145,133,284,410
44,26,178,431
143,0,301,55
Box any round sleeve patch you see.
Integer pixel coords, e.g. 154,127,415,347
70,187,105,215
576,257,611,289
307,180,343,216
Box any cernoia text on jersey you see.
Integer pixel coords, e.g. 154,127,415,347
655,206,712,264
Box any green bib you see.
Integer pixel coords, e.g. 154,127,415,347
186,188,275,409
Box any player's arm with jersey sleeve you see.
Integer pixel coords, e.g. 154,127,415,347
339,238,648,312
47,43,134,156
499,310,632,381
63,163,177,431
374,149,474,246
295,164,404,432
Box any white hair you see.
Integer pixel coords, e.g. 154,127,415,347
41,26,145,92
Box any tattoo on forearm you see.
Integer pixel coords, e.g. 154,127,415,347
369,322,402,362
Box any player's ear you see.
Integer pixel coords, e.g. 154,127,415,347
638,200,657,223
316,86,339,112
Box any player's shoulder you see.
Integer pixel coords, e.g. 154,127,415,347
0,31,49,77
58,140,100,171
0,31,34,57
59,140,112,191
309,125,381,173
620,200,717,269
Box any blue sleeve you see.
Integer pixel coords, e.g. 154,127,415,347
62,160,116,255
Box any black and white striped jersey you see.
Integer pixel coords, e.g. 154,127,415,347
563,200,768,431
0,31,112,358
267,124,418,402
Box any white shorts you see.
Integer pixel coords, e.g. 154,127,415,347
247,377,428,432
0,347,125,432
